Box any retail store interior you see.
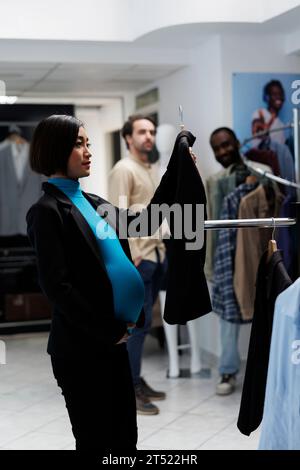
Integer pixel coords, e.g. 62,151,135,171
0,0,300,451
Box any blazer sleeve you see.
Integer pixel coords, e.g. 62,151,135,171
26,203,127,346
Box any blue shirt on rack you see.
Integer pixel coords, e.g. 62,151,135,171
259,277,300,450
48,177,145,324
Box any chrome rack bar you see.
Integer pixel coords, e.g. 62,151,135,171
241,122,294,147
204,217,296,230
243,163,300,190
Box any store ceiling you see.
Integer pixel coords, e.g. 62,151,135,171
0,5,300,99
0,62,184,97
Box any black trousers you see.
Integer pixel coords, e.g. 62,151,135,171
51,344,137,452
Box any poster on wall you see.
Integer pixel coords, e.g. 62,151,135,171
232,72,300,158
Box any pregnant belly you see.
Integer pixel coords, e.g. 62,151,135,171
108,262,145,323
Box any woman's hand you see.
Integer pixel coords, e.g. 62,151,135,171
189,147,197,164
134,256,143,267
115,322,136,344
189,147,200,174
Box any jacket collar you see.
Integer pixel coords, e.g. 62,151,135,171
42,181,108,213
42,180,130,245
42,181,73,206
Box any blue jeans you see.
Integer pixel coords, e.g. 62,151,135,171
127,253,167,386
219,318,240,376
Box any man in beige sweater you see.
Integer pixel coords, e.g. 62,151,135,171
108,115,167,415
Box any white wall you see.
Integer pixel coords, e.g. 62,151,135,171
76,100,123,199
2,0,300,42
156,36,224,182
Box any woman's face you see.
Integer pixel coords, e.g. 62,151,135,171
67,127,92,179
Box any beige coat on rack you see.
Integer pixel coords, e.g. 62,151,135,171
233,185,284,320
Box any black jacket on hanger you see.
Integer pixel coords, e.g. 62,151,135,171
142,130,212,324
26,131,211,359
237,250,292,435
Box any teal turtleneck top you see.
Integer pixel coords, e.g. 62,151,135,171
48,178,145,324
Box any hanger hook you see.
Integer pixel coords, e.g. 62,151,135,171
179,105,184,130
272,217,276,240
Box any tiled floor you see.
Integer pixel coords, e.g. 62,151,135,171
0,332,261,450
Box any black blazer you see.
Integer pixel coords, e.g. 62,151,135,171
26,182,142,358
26,131,211,358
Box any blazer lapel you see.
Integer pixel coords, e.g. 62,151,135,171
69,204,108,273
83,192,121,234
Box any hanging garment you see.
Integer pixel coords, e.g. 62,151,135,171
258,277,300,449
0,142,44,235
237,250,292,436
205,165,235,281
205,163,251,281
147,130,212,324
233,184,284,320
212,182,258,323
11,141,29,182
205,162,273,281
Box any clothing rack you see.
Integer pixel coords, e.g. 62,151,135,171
204,217,295,230
241,155,300,190
238,109,300,193
241,123,293,147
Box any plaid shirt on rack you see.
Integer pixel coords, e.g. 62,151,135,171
212,182,258,323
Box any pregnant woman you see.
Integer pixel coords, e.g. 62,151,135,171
26,114,204,453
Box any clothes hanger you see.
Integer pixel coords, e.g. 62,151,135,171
179,105,185,130
178,104,197,164
8,135,27,145
245,174,258,184
241,154,300,190
267,217,278,262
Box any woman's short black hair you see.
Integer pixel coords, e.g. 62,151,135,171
30,114,84,177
